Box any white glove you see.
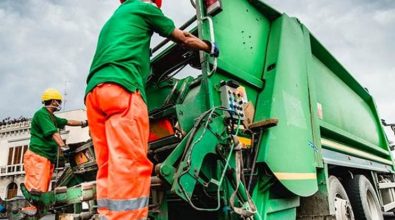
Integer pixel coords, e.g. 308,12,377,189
60,145,69,151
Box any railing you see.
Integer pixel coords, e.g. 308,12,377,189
151,16,197,55
0,121,30,132
0,164,25,177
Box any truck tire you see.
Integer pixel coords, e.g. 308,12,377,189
344,175,383,220
328,176,355,220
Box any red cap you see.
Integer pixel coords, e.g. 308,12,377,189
120,0,125,3
155,0,162,8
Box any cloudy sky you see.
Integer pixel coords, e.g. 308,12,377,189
0,0,394,137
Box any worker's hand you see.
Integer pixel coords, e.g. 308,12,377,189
60,145,72,159
203,40,219,57
60,144,70,152
81,120,88,128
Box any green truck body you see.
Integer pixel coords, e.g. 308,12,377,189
19,1,395,219
146,0,394,219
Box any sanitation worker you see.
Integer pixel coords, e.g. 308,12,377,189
21,88,88,215
85,0,219,219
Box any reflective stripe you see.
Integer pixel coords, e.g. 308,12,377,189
97,199,107,208
97,197,149,211
99,216,108,220
274,172,316,180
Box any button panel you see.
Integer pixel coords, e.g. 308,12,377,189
220,85,248,120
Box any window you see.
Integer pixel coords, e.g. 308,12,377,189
23,145,28,155
7,145,28,173
7,182,18,199
7,148,14,173
13,146,21,164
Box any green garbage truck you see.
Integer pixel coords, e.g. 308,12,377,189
19,0,395,219
146,0,395,219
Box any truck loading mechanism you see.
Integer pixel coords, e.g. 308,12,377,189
11,0,395,219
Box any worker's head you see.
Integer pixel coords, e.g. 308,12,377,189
41,88,63,112
120,0,162,8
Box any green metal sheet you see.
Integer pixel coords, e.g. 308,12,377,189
311,57,384,147
254,15,318,197
176,84,207,132
210,0,271,80
309,36,393,164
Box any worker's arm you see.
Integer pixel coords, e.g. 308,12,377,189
170,29,219,57
66,120,88,127
52,132,66,148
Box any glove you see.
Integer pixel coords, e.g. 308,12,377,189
203,40,219,57
60,145,70,151
60,145,72,159
81,120,88,128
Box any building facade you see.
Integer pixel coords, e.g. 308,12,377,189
0,109,89,200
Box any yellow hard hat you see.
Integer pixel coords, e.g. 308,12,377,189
41,88,63,103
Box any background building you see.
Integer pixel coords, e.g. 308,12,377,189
0,109,89,200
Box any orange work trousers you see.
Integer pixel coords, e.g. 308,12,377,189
86,83,152,220
23,150,54,192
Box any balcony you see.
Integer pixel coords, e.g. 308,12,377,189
0,164,24,177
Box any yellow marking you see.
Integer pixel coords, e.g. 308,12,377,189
321,138,393,165
237,136,252,148
274,172,317,180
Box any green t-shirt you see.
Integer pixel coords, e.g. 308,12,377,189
85,0,176,102
29,107,68,163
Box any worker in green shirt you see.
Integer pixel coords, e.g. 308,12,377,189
21,88,88,216
85,0,218,219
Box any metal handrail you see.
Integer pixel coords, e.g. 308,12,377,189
151,2,218,76
151,16,198,54
200,15,218,76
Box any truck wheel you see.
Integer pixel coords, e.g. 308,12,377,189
344,175,383,220
329,176,355,220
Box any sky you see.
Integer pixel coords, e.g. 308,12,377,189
0,0,394,138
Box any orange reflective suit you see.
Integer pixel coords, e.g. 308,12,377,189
86,83,152,219
23,150,54,192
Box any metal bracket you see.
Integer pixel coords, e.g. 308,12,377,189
248,118,279,131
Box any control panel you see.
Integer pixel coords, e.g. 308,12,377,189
220,81,248,120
